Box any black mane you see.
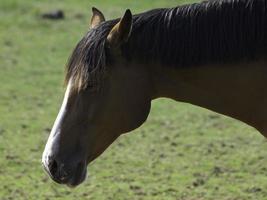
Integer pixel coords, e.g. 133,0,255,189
126,0,267,66
66,0,267,90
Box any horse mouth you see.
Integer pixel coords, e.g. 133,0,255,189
65,155,97,187
65,162,87,187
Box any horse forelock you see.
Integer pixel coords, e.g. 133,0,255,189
65,21,117,92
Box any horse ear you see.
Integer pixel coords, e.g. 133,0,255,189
107,9,132,47
90,7,105,29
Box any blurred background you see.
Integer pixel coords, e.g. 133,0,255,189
1,0,267,199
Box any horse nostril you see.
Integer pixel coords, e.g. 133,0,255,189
48,159,58,178
46,157,70,183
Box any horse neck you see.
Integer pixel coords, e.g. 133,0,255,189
150,60,267,136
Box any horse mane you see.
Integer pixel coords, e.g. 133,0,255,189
66,0,267,91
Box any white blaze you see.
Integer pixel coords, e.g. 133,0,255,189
42,80,72,167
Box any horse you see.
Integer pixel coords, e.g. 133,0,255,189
42,0,267,187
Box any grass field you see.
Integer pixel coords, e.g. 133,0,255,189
1,0,267,199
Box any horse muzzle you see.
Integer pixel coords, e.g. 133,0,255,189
42,153,87,187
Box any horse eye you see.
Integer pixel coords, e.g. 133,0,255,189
86,84,98,92
86,84,94,90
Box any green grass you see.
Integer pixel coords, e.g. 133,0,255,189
1,0,267,199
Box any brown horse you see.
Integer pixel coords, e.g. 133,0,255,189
42,0,267,187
